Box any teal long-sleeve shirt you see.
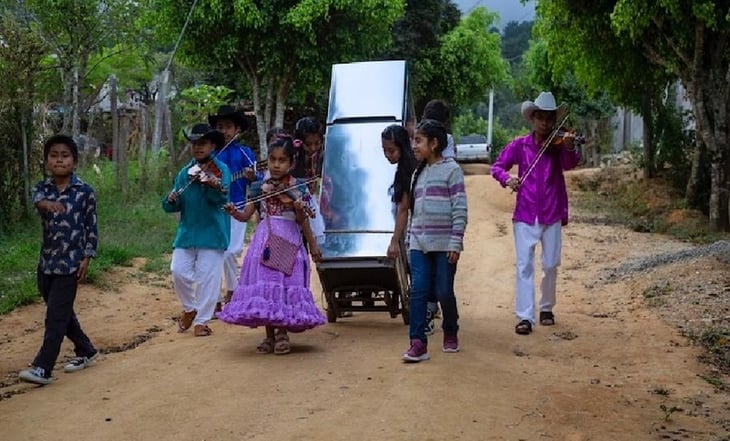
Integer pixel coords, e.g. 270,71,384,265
162,158,231,250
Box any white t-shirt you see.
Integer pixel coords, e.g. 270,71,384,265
443,134,455,158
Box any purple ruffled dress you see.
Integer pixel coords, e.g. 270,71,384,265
217,198,325,332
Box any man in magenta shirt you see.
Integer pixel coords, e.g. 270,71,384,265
491,92,581,335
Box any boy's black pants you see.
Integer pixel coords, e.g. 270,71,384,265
33,271,96,373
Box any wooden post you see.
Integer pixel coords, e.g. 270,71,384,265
140,105,149,188
110,75,119,182
119,111,129,194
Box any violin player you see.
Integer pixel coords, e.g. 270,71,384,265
163,123,231,337
490,91,582,336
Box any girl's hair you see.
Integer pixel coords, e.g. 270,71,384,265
294,116,323,141
43,134,78,162
409,119,448,210
292,116,324,178
266,126,287,145
381,124,416,204
267,134,297,163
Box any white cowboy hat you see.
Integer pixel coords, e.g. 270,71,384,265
521,91,568,122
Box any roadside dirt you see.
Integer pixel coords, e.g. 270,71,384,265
1,165,729,441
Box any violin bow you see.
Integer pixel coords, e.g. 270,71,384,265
518,111,571,187
172,133,240,195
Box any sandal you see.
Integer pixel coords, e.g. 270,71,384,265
256,338,274,354
274,333,291,355
193,324,213,337
540,311,555,326
515,320,533,335
178,310,197,332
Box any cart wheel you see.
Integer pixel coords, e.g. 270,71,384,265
327,306,338,323
387,291,399,318
401,304,410,325
324,291,337,323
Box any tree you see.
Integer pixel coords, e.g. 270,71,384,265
0,13,45,230
534,1,676,179
431,7,509,106
536,0,730,231
16,0,139,140
151,0,404,157
384,0,461,112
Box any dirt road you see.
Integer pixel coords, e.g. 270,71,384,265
1,166,728,441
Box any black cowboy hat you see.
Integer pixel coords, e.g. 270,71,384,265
183,123,225,149
208,105,248,130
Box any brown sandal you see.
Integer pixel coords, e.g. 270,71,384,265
274,333,291,355
256,337,275,354
178,310,197,332
193,324,213,337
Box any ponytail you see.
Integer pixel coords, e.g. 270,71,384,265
409,160,427,211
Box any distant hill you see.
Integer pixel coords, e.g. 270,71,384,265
452,0,535,28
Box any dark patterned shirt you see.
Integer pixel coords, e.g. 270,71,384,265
32,175,99,275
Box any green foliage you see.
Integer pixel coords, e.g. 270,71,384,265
435,7,509,106
383,0,461,111
173,84,234,132
149,0,404,153
0,14,46,231
452,113,487,139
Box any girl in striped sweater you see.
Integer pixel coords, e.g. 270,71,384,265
402,119,468,363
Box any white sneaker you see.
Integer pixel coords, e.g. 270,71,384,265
63,352,99,373
19,366,52,385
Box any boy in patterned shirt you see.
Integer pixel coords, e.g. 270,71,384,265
19,135,100,385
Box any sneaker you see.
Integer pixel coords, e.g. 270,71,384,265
425,304,437,336
427,302,441,319
19,366,52,385
402,339,430,363
424,319,436,336
63,351,99,373
442,334,460,353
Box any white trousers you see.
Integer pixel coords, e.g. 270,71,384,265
513,220,562,324
171,248,224,325
222,219,248,292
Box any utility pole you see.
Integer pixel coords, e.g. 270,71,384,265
486,89,494,146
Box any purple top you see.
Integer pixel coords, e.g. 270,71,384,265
491,133,581,226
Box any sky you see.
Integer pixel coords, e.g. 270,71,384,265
453,0,536,28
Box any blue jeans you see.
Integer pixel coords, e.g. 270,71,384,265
409,250,459,343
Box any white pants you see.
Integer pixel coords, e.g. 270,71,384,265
171,248,224,325
222,219,248,292
513,220,562,324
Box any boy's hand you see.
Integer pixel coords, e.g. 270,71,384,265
77,257,91,281
506,177,520,192
447,251,460,264
39,200,65,214
244,168,256,181
167,191,179,203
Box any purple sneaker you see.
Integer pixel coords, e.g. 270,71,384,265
402,339,430,363
442,334,460,353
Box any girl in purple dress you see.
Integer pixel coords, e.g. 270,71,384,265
218,135,325,355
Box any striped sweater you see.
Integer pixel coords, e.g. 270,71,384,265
409,158,468,252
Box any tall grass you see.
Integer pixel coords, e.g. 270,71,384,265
0,155,178,314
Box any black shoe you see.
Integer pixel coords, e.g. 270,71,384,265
515,320,533,335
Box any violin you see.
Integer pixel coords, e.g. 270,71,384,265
187,160,226,193
550,128,585,148
261,178,316,219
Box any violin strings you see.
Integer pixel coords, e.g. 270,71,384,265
242,176,320,208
